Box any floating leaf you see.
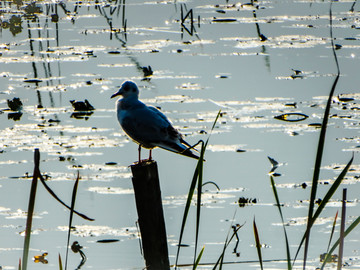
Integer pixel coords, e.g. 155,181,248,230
33,252,48,264
274,113,309,122
212,18,237,23
23,79,42,83
97,239,120,243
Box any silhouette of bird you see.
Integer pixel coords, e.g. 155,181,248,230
70,99,95,111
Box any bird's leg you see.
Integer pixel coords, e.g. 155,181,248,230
138,144,142,163
148,149,152,161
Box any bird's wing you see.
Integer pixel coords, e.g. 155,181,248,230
120,104,199,159
147,106,172,126
146,106,200,156
120,106,179,147
156,139,199,159
145,107,200,158
146,106,183,141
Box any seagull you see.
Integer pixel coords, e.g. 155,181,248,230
111,81,200,163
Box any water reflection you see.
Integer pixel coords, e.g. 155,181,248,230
71,241,87,270
0,0,131,113
8,111,22,120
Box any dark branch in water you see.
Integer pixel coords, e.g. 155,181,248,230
39,173,95,221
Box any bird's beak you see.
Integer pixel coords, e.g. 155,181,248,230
111,89,122,99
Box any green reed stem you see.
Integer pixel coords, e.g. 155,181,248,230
253,218,263,270
302,2,340,268
270,176,292,270
22,148,40,270
65,172,80,270
175,110,221,269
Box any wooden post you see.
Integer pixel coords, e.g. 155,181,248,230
130,160,170,270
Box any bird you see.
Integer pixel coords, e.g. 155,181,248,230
111,81,200,163
70,99,95,111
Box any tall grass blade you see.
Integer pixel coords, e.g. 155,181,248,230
214,238,231,269
293,156,353,264
337,188,347,270
207,110,221,146
175,161,199,269
59,254,63,270
193,246,205,269
253,218,263,270
180,3,183,23
213,226,230,269
175,110,221,268
193,143,205,266
18,258,21,270
22,148,40,270
310,156,351,225
65,172,80,270
270,176,292,270
321,215,360,270
303,2,340,267
327,211,338,253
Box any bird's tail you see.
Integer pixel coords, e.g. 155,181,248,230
179,139,203,160
180,148,200,160
158,141,202,160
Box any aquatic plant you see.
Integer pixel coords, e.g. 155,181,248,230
259,2,360,270
175,110,221,269
253,218,263,270
20,149,93,270
212,221,243,269
64,172,80,270
21,149,40,270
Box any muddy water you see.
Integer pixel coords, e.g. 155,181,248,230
0,0,360,269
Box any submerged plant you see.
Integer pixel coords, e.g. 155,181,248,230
212,218,243,270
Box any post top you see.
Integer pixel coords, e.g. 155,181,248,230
130,160,157,168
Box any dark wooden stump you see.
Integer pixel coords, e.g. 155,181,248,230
130,160,170,270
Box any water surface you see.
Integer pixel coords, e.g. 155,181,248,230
0,0,360,269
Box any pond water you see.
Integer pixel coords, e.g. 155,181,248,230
0,0,360,269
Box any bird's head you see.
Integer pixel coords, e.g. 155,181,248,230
111,81,139,99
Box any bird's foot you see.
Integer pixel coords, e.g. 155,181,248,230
134,158,153,165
